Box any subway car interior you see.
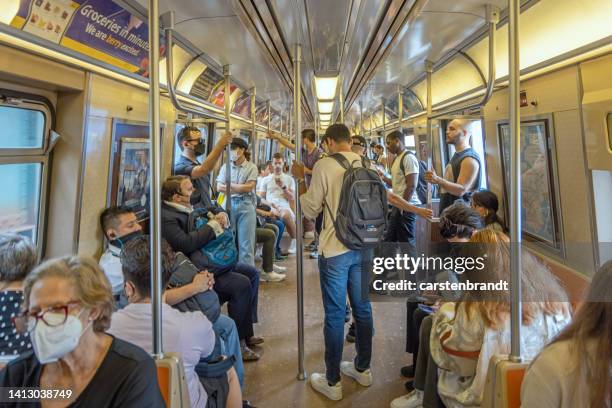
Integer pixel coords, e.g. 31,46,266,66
0,0,611,407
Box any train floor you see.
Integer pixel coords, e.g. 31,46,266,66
241,242,411,407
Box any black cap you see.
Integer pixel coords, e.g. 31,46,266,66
352,135,367,148
231,137,248,150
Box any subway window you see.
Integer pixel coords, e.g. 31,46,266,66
0,97,52,253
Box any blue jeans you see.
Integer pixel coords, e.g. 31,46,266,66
318,250,373,384
231,197,257,266
209,314,245,388
270,219,285,254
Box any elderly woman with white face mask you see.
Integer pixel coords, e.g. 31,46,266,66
0,256,165,407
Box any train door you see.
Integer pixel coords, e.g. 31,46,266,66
0,90,54,259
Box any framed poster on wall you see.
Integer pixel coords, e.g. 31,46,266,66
498,116,563,250
108,120,164,221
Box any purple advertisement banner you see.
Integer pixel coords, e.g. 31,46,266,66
11,0,163,76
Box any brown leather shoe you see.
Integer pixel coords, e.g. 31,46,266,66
246,336,264,346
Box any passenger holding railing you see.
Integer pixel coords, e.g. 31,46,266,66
521,260,612,408
0,256,165,407
108,237,245,408
216,138,259,267
0,233,36,358
161,176,262,361
425,119,481,215
174,126,233,210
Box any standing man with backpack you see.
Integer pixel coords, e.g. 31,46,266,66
381,130,424,247
292,124,388,401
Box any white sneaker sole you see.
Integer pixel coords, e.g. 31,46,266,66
340,362,372,387
309,374,342,401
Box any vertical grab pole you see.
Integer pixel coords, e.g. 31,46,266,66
293,43,306,381
397,85,404,134
508,0,522,362
425,60,434,208
148,0,163,358
339,78,345,123
224,65,232,218
359,100,364,136
381,98,388,171
267,101,272,160
251,87,257,163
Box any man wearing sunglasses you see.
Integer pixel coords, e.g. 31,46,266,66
175,126,233,210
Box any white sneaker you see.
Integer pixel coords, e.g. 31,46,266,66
260,271,286,282
309,373,342,401
287,239,297,254
340,361,372,386
390,390,423,408
273,264,287,274
304,231,315,239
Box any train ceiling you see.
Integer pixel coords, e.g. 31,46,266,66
128,0,612,130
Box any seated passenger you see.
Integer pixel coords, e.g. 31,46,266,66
257,153,298,254
99,206,143,308
255,215,286,282
428,230,570,408
256,195,288,261
470,190,505,232
0,256,164,407
108,237,243,408
521,260,612,407
0,233,36,358
98,206,247,383
400,202,482,393
161,175,262,360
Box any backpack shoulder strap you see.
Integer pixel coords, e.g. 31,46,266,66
330,153,350,170
399,150,409,173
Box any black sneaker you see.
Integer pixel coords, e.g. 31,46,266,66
401,365,415,378
345,322,355,343
404,380,414,392
275,254,288,262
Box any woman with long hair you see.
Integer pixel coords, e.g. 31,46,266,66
521,261,612,407
429,229,571,408
471,190,504,232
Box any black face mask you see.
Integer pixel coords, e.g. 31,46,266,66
109,230,143,249
189,190,201,205
192,141,206,156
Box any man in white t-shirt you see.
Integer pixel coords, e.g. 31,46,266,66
291,124,374,401
381,130,420,246
257,153,297,253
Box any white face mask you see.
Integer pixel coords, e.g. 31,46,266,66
31,309,89,364
230,151,240,162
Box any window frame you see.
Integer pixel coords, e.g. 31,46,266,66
497,114,565,254
0,90,54,259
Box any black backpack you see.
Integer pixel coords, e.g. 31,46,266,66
399,150,428,204
324,154,388,250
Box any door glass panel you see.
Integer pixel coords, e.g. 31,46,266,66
0,106,45,149
0,163,42,243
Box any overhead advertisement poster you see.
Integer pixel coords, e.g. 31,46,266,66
10,0,161,77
